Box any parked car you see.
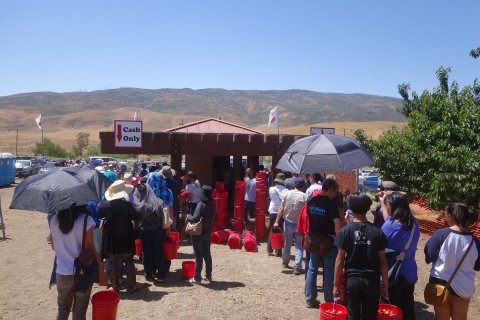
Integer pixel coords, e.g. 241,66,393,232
38,161,57,174
15,160,33,177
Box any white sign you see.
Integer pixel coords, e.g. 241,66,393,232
114,120,143,148
310,127,335,135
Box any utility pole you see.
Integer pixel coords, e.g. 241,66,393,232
8,129,19,155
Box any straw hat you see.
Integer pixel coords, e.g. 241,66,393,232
123,173,137,182
161,166,174,179
105,180,134,201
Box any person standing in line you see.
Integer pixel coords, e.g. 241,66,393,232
333,192,389,320
244,168,256,225
183,172,201,216
274,178,308,275
161,166,180,230
146,172,174,276
424,203,480,320
132,180,166,284
267,173,288,256
305,178,344,308
306,173,323,200
49,204,96,320
380,191,420,319
187,185,215,283
98,181,141,293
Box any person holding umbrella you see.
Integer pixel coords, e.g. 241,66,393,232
49,203,95,320
98,180,141,293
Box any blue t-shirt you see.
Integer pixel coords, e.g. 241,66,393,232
381,216,420,284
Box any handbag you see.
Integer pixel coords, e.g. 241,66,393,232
185,217,203,236
304,232,333,256
386,225,416,287
424,238,474,307
73,215,99,293
163,206,173,230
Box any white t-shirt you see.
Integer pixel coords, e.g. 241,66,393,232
280,189,308,223
268,185,288,214
186,182,201,204
244,178,256,202
306,183,322,200
50,214,96,276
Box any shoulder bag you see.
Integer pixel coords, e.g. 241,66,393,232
424,238,474,307
65,215,99,312
185,203,203,236
386,224,416,287
162,206,173,230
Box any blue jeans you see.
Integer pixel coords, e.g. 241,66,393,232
140,228,165,278
345,275,380,320
191,234,212,281
282,220,303,269
305,245,338,304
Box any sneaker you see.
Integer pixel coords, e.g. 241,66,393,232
282,263,289,269
306,300,320,309
145,275,155,282
293,268,302,275
203,276,213,284
188,277,200,284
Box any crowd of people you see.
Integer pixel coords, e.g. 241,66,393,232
262,171,479,320
46,161,480,320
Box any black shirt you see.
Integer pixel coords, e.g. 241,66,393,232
98,199,140,257
307,194,339,236
334,221,387,278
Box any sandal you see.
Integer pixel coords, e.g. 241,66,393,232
126,283,142,293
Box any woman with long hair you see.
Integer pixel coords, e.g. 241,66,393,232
425,203,480,320
49,203,95,320
132,181,166,283
380,191,420,320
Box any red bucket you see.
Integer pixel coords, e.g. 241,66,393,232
92,290,120,320
270,232,284,249
162,240,178,260
135,239,142,257
227,233,241,249
319,302,347,320
377,304,403,320
170,231,180,249
182,261,195,279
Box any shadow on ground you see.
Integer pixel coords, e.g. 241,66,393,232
415,301,435,320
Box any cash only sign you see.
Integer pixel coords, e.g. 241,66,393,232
114,120,143,148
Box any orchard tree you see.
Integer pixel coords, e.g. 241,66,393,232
363,67,480,209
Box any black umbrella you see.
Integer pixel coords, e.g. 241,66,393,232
62,166,113,200
10,170,104,213
276,134,373,174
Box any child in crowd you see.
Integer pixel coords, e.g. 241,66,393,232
333,192,389,320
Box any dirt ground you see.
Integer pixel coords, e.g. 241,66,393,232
0,181,478,320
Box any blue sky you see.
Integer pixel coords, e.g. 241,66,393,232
0,1,478,98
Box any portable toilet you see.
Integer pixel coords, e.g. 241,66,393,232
0,153,16,186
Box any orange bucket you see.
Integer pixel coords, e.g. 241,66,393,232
319,302,347,320
92,290,120,320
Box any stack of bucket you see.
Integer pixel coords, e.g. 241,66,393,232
163,231,180,260
213,182,228,231
233,180,245,234
211,229,233,244
227,232,242,249
255,172,267,241
243,231,257,252
92,290,120,320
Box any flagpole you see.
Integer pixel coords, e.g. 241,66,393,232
277,106,280,136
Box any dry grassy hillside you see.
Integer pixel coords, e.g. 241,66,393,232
0,106,405,155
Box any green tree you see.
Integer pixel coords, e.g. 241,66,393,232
369,67,480,209
75,132,90,157
470,47,480,59
33,138,69,158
